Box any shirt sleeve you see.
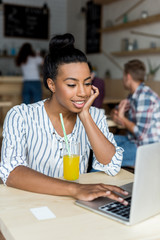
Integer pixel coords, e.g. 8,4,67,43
90,109,123,176
0,107,28,184
133,98,155,141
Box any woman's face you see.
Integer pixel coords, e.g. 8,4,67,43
52,62,92,113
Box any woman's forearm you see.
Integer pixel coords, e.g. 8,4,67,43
6,165,129,204
6,166,128,205
79,111,115,165
6,165,76,196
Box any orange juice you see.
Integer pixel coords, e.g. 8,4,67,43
63,154,80,181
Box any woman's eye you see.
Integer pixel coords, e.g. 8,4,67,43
85,82,92,86
67,84,76,87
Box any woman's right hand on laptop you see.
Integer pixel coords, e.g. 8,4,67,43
71,183,129,205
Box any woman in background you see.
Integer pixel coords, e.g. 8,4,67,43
16,43,43,104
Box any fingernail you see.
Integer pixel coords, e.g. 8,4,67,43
106,191,111,195
118,197,123,202
123,191,129,195
124,201,128,206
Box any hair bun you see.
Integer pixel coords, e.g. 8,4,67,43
49,33,75,55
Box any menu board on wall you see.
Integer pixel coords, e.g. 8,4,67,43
86,1,101,54
4,3,49,39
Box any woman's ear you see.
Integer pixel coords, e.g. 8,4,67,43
47,78,56,93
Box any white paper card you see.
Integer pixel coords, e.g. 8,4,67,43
30,206,56,220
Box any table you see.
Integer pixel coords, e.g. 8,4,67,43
107,119,125,129
102,97,122,116
0,170,160,240
0,101,12,107
103,97,122,105
107,118,118,128
106,115,124,129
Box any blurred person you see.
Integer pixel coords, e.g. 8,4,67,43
16,43,43,104
111,59,160,167
88,62,105,108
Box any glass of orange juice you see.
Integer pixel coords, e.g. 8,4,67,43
63,141,80,181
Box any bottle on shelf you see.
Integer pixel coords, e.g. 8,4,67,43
10,43,16,56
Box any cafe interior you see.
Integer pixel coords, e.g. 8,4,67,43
1,0,160,239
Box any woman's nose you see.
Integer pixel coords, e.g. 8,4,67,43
77,84,86,97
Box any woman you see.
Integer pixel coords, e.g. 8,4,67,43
16,43,43,104
0,34,128,204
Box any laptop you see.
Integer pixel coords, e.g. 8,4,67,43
75,142,160,225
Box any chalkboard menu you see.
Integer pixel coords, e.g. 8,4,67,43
4,3,49,39
86,1,101,54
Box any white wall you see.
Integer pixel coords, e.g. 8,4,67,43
0,0,68,75
1,0,160,80
87,0,160,80
67,0,87,51
66,0,160,80
99,0,160,80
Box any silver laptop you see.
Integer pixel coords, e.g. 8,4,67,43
75,142,160,225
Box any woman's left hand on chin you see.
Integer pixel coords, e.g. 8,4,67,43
78,85,99,118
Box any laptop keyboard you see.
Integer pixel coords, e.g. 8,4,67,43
99,196,131,221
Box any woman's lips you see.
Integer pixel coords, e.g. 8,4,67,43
72,100,85,108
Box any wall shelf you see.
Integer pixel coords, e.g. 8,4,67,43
111,47,160,57
99,13,160,33
0,55,15,58
93,0,123,5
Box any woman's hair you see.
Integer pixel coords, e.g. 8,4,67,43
43,33,88,90
124,59,146,82
15,43,35,66
88,62,93,73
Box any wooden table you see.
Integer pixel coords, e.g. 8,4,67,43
102,97,122,116
106,115,124,129
0,101,12,107
107,118,118,127
103,97,122,105
1,170,160,240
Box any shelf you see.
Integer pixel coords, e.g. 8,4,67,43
93,0,123,5
111,47,160,57
99,13,160,33
0,76,22,82
0,55,15,58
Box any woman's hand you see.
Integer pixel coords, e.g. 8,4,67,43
78,85,99,119
85,85,99,109
72,183,129,205
6,166,128,205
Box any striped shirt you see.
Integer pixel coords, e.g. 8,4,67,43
0,100,123,183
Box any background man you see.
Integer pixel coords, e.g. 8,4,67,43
111,59,160,167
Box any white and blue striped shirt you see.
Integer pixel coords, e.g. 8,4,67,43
0,100,123,183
